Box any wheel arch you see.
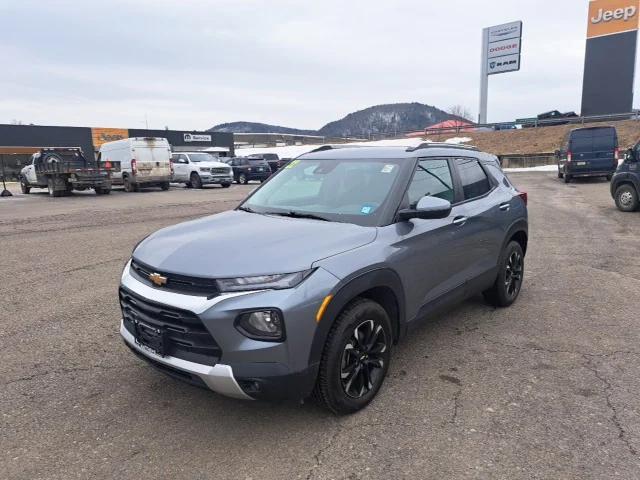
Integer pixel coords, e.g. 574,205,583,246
503,219,528,256
308,268,406,369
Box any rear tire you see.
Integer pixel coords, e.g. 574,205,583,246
160,182,170,191
557,170,564,179
483,241,525,307
47,178,64,197
313,298,392,415
563,174,572,184
221,183,231,188
123,176,136,192
20,177,30,194
614,184,639,212
190,173,203,189
239,173,248,185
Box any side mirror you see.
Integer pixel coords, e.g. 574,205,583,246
398,196,452,221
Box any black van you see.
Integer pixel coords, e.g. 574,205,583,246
556,127,619,183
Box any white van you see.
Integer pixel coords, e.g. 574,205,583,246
99,137,172,192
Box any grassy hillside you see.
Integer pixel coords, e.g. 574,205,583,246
426,119,640,155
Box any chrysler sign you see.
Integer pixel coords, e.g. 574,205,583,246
488,21,522,42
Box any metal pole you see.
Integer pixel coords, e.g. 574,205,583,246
1,155,13,197
479,27,489,124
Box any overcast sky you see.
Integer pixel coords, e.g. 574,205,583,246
0,0,631,130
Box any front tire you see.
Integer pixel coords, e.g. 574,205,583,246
483,241,524,307
160,182,170,191
20,177,30,194
563,173,572,184
221,183,231,188
190,173,203,189
239,173,248,185
614,184,639,212
314,298,392,415
557,170,564,179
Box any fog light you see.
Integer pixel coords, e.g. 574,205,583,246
236,310,284,341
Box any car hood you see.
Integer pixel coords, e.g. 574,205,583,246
194,161,231,169
133,210,377,278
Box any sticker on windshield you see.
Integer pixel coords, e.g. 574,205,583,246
360,204,376,215
285,160,301,169
381,164,395,173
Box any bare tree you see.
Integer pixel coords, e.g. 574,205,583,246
447,105,474,122
10,119,24,125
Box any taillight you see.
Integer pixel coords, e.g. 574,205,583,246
614,148,619,161
567,151,572,163
131,159,137,175
517,191,528,206
169,160,174,175
104,161,112,170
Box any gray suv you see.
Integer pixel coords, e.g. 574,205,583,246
119,144,528,414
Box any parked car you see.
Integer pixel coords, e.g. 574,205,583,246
226,157,271,184
19,147,111,197
248,153,284,172
611,144,640,212
556,126,619,183
171,152,233,188
99,137,172,192
118,143,528,413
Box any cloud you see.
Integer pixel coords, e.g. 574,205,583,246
0,0,631,130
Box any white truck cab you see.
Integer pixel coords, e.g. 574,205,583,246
170,152,233,188
99,137,172,192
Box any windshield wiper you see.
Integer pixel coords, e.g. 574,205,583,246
265,210,331,222
237,205,256,213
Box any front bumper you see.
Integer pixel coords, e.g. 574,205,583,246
200,175,233,184
118,261,339,401
121,322,252,399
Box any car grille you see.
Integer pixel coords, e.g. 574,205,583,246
211,167,229,174
130,259,219,297
120,286,221,366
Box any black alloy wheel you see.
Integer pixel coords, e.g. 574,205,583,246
504,249,524,300
340,319,388,399
314,298,392,414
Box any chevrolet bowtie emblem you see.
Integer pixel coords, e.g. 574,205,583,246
149,272,167,287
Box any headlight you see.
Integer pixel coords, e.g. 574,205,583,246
235,310,284,341
216,269,314,292
200,167,211,172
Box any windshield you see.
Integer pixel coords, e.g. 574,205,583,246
241,158,403,226
248,159,268,165
188,153,215,163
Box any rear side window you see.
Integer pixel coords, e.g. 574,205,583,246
455,158,491,200
407,159,455,206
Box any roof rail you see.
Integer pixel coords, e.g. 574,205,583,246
406,142,479,152
307,144,369,153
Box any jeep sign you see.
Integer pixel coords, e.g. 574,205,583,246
587,0,640,38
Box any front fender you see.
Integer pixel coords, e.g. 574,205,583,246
306,268,406,369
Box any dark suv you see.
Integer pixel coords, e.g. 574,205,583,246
227,157,271,184
248,153,283,172
119,143,528,414
556,126,619,183
611,143,640,212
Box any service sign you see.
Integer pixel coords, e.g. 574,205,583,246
183,133,212,142
587,0,640,39
488,54,521,75
487,37,522,59
488,21,522,43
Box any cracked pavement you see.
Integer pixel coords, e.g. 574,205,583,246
1,173,639,479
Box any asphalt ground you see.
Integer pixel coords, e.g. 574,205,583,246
1,174,639,480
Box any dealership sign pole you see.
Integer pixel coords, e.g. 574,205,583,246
479,21,523,124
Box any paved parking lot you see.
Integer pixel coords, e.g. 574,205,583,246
1,175,639,479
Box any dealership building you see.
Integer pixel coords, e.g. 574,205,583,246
0,124,234,179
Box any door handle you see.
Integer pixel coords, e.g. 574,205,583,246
452,216,468,226
499,202,510,211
